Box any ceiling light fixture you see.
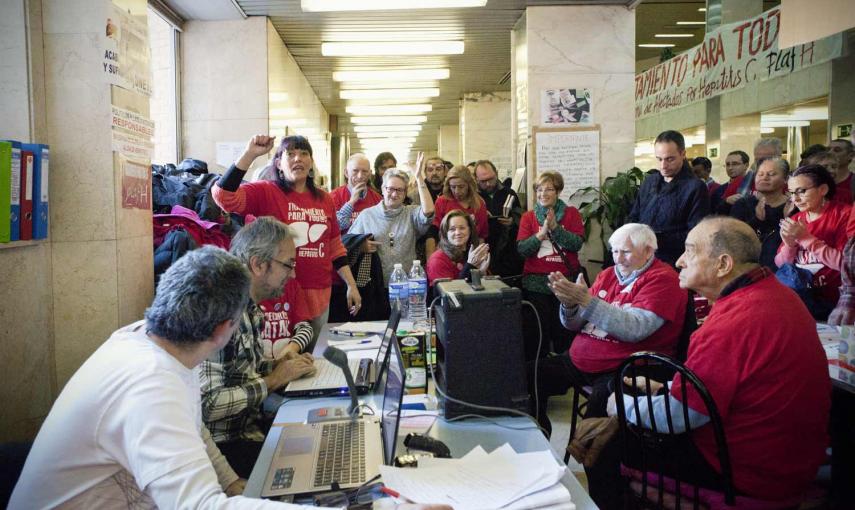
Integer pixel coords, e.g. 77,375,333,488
341,88,439,100
698,7,707,12
654,34,694,38
351,115,428,125
353,125,423,133
358,137,417,144
303,0,486,12
676,21,706,25
333,69,450,82
322,41,464,57
356,131,421,139
638,44,676,48
346,105,432,115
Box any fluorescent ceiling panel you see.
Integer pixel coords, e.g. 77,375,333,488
356,131,421,138
351,115,427,125
322,41,464,57
303,0,486,12
353,125,423,133
346,105,432,115
341,88,439,100
333,69,450,82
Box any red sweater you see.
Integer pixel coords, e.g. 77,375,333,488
517,208,584,275
426,249,463,285
433,196,489,240
775,200,851,305
329,185,382,231
672,275,830,501
569,259,686,373
212,181,346,291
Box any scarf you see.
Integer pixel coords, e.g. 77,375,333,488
534,199,567,225
614,255,656,287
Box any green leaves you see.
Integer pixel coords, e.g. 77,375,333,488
569,167,643,265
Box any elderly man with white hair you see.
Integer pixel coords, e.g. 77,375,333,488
330,152,382,233
530,223,688,435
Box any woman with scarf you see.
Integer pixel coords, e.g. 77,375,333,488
426,209,490,285
349,154,435,286
517,171,584,360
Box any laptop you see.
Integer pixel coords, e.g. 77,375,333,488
280,309,400,398
261,331,407,497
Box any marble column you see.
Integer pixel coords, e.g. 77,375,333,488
516,6,636,276
460,92,513,179
42,0,153,387
437,124,461,165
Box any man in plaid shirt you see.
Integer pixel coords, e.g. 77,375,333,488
200,217,316,478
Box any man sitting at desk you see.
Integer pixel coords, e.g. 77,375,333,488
592,217,830,509
200,217,316,478
11,247,268,507
531,223,687,435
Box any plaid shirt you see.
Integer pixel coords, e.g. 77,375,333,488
838,237,855,310
199,302,274,443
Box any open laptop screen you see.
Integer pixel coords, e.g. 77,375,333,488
381,335,405,466
373,307,401,386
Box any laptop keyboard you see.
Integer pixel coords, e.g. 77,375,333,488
313,360,347,387
314,421,367,487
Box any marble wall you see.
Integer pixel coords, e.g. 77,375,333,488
1,0,154,442
266,20,330,183
460,92,513,180
437,124,461,166
520,6,636,277
181,17,269,175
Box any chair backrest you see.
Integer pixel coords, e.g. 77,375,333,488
614,352,734,509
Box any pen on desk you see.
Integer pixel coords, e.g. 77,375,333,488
334,330,369,337
380,486,400,498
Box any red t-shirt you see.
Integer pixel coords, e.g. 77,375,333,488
517,208,584,276
569,259,686,373
330,185,382,232
426,249,463,285
212,181,346,290
785,200,851,304
258,279,311,359
433,196,489,240
833,173,853,204
671,275,830,501
847,204,855,238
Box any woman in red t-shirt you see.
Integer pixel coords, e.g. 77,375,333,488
775,164,851,320
426,209,490,286
516,171,584,359
430,166,489,257
212,135,362,351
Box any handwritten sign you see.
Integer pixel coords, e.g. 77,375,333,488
635,7,841,119
532,127,600,203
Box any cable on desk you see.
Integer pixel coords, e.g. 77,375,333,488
445,413,550,437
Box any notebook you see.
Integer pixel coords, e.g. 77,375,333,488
261,329,406,497
279,309,400,398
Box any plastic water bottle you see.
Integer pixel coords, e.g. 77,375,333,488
389,263,409,318
408,260,429,330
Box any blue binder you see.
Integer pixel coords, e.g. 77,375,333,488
23,143,49,239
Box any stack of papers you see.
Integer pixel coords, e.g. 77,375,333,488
328,334,383,352
379,444,574,510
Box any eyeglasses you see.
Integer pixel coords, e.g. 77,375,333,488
271,258,296,273
789,186,816,197
385,186,406,195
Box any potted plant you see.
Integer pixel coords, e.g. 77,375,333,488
570,167,645,268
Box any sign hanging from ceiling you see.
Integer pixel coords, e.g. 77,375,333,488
635,7,841,120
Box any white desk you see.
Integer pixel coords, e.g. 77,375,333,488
245,324,598,509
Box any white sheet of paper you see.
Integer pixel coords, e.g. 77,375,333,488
330,334,383,351
215,142,245,168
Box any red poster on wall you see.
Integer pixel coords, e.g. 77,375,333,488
121,158,150,210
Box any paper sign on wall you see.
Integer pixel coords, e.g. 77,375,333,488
532,127,600,202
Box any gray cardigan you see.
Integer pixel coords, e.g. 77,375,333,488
348,202,433,285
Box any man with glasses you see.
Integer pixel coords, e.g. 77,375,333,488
711,150,753,215
200,216,316,479
475,159,524,277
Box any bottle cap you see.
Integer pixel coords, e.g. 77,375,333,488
412,260,421,266
394,263,402,269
